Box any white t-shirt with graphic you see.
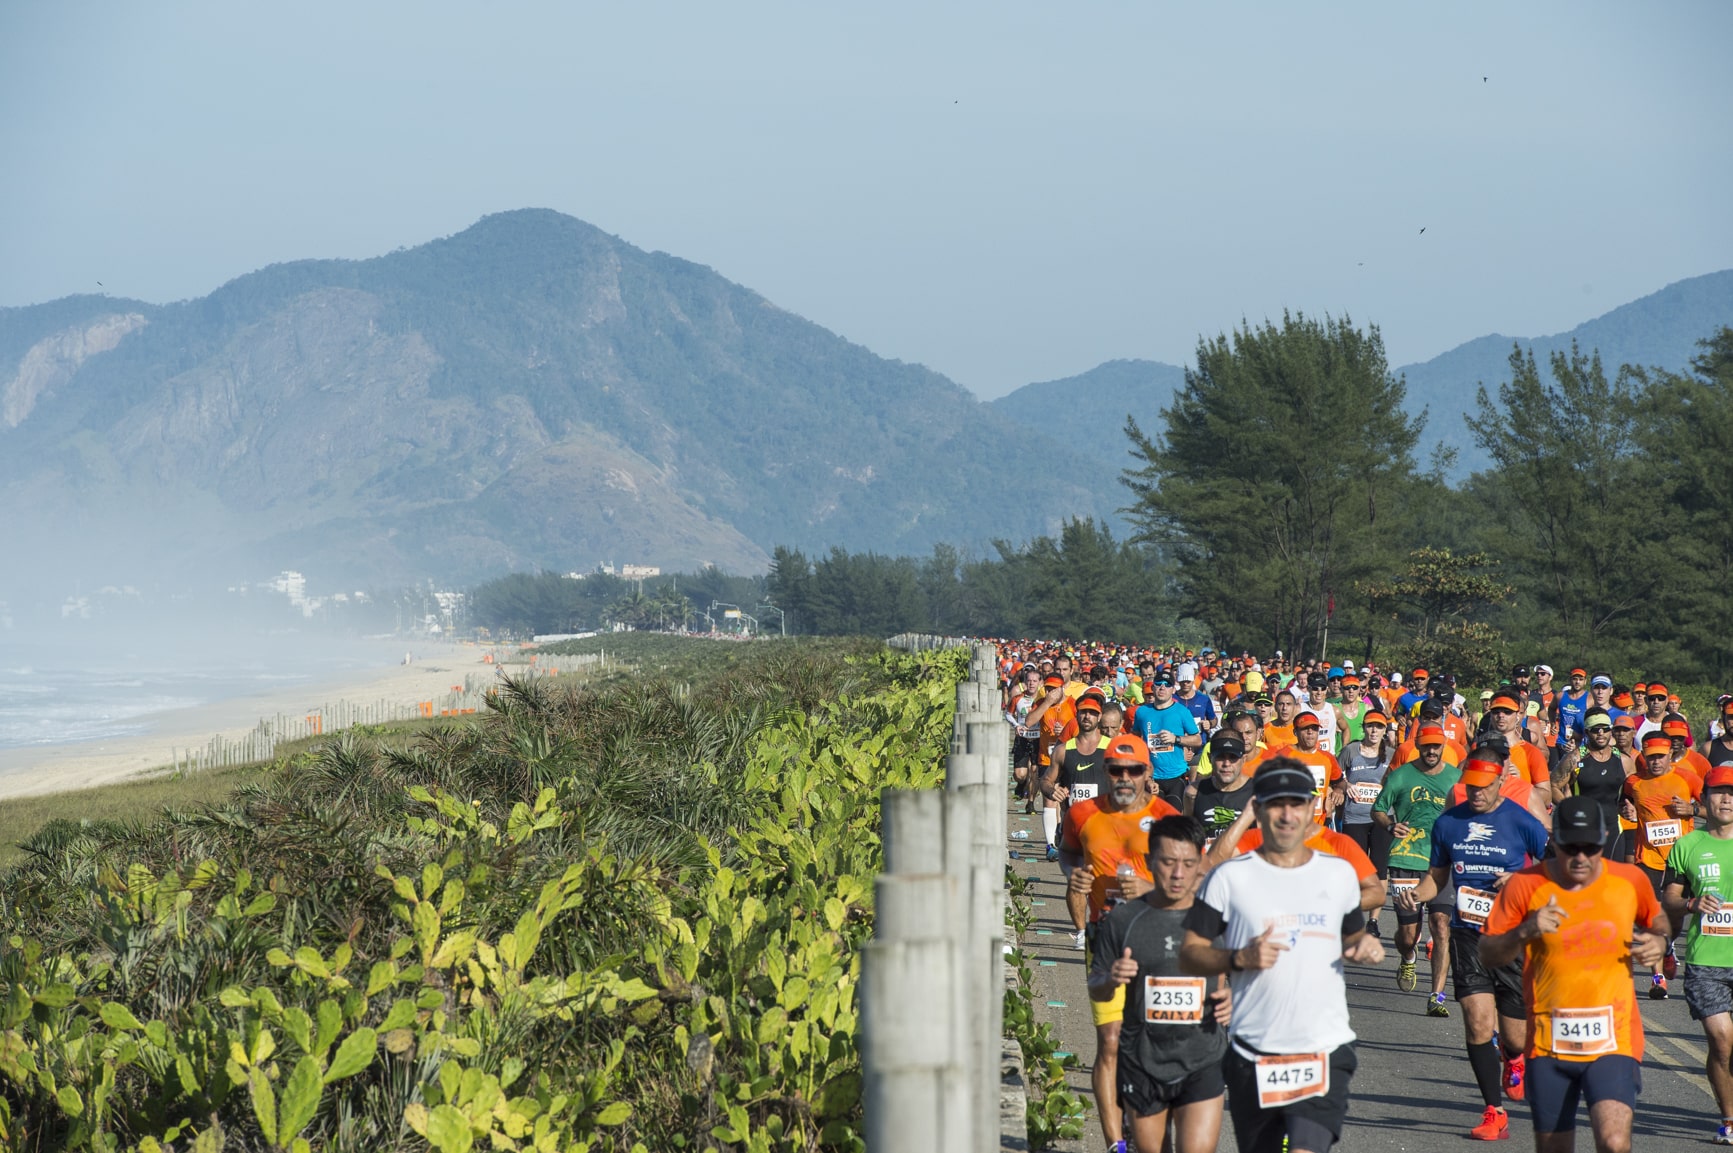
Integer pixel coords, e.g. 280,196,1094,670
1187,850,1360,1055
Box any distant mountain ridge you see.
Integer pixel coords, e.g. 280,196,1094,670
990,271,1733,481
0,210,1118,591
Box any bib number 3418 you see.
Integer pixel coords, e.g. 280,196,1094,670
1551,1007,1616,1057
1254,1052,1330,1109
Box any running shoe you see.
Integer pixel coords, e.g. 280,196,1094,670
1650,973,1669,1000
1713,1123,1733,1145
1469,1105,1510,1141
1045,843,1059,863
1072,928,1087,951
1664,950,1679,980
1397,960,1418,992
1427,992,1450,1018
1425,938,1434,961
1503,1053,1525,1101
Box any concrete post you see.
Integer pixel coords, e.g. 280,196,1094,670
863,873,974,1152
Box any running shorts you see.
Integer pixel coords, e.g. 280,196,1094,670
1092,982,1125,1027
1685,964,1733,1022
1527,1055,1640,1133
1449,926,1523,1019
1223,1042,1356,1153
1389,867,1452,927
1118,1060,1224,1117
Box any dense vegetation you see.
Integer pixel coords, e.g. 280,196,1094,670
467,568,767,638
0,638,965,1152
757,322,1733,685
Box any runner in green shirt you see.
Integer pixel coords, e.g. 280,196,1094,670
1663,764,1733,1144
1371,736,1462,1011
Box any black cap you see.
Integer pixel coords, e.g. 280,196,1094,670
1419,698,1446,718
1474,734,1510,758
1512,664,1531,677
1552,796,1609,844
1307,672,1328,689
1209,733,1247,761
1253,761,1317,803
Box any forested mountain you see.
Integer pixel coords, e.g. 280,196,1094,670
991,271,1733,481
0,210,1116,591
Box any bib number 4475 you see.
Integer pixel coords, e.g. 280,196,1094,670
1254,1052,1330,1109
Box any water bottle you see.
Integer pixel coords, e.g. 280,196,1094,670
1117,862,1136,884
1012,830,1030,840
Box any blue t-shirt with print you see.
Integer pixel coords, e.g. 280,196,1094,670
1132,702,1200,780
1429,800,1550,930
1554,688,1591,748
1177,690,1217,728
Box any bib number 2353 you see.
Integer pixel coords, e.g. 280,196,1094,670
1143,976,1206,1024
1254,1052,1330,1109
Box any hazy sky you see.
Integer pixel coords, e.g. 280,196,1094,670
4,1,1729,397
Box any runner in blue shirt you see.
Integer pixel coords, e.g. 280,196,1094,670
1174,673,1218,735
1397,668,1432,719
1132,672,1202,809
1552,668,1591,752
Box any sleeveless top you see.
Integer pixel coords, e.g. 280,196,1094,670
1573,750,1627,846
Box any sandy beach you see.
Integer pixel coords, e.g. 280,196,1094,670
0,642,504,800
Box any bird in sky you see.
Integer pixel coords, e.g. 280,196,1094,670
1419,227,1426,235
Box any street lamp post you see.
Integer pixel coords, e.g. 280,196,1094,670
758,603,786,637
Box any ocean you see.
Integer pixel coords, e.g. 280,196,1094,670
0,636,400,752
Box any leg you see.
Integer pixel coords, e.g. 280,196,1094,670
1583,1097,1634,1153
1066,886,1088,933
1428,909,1452,997
1528,1056,1586,1153
1093,1020,1122,1147
1702,1012,1733,1122
1500,1013,1529,1058
1041,796,1061,849
1170,1095,1225,1153
1460,992,1504,1109
1126,1106,1170,1153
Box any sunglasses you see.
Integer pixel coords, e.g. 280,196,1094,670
1557,843,1603,858
1586,725,1611,734
1106,765,1145,778
1151,680,1174,688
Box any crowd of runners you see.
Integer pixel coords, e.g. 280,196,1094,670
998,642,1733,1153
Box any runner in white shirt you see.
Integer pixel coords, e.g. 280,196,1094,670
1181,758,1386,1153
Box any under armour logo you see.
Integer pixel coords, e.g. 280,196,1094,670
1165,935,1177,953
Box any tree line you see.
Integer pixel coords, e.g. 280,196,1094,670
468,318,1733,683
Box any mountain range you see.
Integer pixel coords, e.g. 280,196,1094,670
992,270,1733,479
2,209,1727,594
0,210,1116,591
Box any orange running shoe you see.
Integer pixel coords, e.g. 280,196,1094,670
1470,1105,1510,1141
1503,1054,1525,1101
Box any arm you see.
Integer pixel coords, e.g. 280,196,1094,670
1401,864,1452,908
1203,801,1258,870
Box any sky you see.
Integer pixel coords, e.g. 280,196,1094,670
3,1,1730,398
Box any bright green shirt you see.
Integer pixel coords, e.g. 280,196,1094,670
1373,762,1462,872
1665,831,1733,968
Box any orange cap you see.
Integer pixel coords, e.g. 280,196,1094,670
1460,758,1502,787
1642,734,1673,755
1489,695,1520,712
1105,734,1151,764
1294,711,1321,729
1416,725,1447,746
1662,718,1690,739
1363,710,1389,726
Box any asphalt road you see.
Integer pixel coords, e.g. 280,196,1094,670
1007,800,1725,1151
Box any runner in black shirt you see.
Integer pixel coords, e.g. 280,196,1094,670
1570,710,1632,858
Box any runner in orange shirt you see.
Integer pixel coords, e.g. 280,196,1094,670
1265,710,1343,824
1483,694,1554,799
1623,733,1697,1000
1666,715,1709,796
1480,797,1670,1151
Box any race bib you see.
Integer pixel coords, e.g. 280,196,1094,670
1551,1007,1616,1057
1645,819,1683,848
1143,976,1206,1025
1700,906,1733,937
1071,782,1098,802
1456,886,1496,928
1254,1052,1330,1109
1387,878,1419,894
1347,782,1381,805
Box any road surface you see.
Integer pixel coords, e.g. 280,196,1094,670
1006,800,1721,1151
